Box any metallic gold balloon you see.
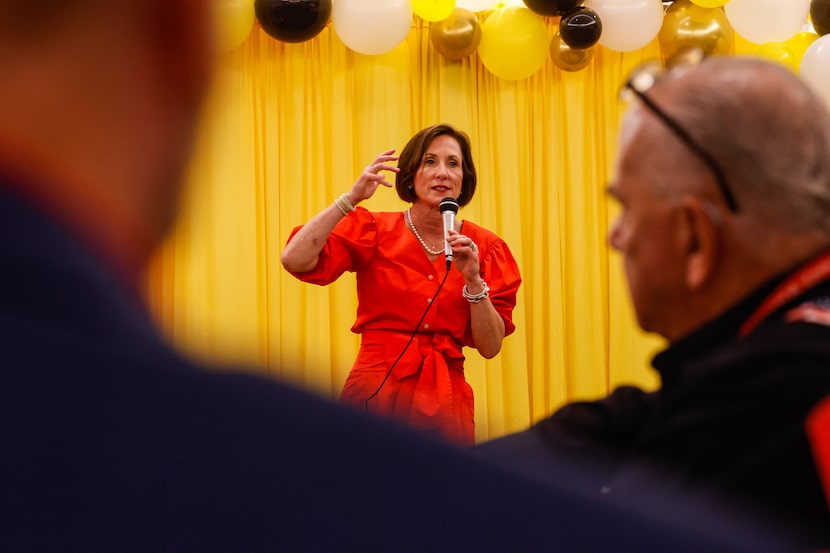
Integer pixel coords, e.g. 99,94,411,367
549,29,593,72
658,0,734,67
690,0,727,7
430,8,482,60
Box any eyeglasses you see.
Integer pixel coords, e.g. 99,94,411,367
620,53,739,213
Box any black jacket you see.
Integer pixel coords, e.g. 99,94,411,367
478,256,830,547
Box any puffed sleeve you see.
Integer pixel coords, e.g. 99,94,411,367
478,238,522,337
285,207,377,286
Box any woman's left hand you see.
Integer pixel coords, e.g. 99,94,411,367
446,229,480,279
448,229,504,358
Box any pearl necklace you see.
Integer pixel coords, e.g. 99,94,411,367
406,208,444,255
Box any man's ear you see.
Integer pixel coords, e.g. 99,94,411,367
681,196,721,291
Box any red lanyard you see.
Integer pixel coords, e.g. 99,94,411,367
739,250,830,338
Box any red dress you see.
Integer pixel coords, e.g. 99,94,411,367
287,208,521,446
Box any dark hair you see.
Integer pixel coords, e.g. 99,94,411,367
395,124,477,207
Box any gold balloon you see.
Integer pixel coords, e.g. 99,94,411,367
430,8,482,60
549,30,593,72
658,0,734,67
690,0,728,7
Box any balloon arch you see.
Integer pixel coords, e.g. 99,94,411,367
217,0,830,106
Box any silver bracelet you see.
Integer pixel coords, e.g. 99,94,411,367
462,281,489,303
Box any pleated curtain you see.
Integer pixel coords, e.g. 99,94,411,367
145,17,754,443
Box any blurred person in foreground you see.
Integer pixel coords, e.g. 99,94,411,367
0,1,797,549
476,53,830,547
281,124,521,446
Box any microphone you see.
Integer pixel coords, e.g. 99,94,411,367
440,197,459,271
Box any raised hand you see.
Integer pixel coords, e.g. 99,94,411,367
349,149,400,203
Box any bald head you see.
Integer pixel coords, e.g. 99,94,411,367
645,56,830,236
611,56,830,340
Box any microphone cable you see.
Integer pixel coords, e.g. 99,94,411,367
364,266,451,413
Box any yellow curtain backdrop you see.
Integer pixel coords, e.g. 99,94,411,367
145,16,754,443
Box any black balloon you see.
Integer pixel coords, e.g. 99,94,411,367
812,0,830,36
559,7,601,50
255,0,332,43
523,0,583,17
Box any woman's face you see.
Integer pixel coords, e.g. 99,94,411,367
412,134,464,208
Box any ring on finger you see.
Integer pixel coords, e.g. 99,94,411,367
470,242,478,253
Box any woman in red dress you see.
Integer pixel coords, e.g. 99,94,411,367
281,124,521,446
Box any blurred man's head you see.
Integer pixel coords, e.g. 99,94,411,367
0,0,214,276
607,56,830,341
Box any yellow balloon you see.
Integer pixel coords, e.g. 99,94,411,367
690,0,729,7
659,0,734,66
786,31,819,66
756,42,798,72
430,8,482,60
413,0,456,22
549,30,593,72
733,29,756,55
215,0,255,52
478,6,549,81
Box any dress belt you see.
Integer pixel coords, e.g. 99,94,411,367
362,329,467,432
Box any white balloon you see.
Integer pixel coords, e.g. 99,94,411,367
583,0,663,52
332,0,414,55
724,0,810,44
456,0,498,11
800,34,830,109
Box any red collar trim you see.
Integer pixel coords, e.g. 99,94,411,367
739,249,830,338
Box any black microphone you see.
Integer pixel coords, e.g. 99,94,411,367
440,197,459,271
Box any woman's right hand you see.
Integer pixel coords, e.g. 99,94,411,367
349,149,400,204
282,150,398,273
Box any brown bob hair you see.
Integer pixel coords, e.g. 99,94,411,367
395,124,477,207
